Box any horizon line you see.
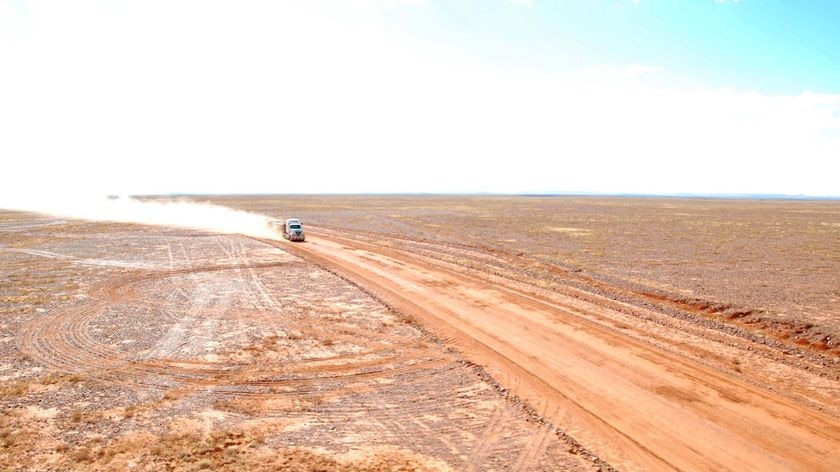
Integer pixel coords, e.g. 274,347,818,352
130,192,840,201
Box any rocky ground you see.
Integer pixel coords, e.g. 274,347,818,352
0,211,596,471
3,195,839,471
217,195,840,357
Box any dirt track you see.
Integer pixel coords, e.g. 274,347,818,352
276,227,840,472
3,206,840,471
1,216,597,471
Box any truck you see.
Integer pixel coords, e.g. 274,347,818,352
282,218,305,242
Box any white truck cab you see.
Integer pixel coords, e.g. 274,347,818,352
283,218,305,242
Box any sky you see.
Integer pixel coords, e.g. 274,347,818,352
1,0,839,197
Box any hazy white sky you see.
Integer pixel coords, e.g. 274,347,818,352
1,0,839,197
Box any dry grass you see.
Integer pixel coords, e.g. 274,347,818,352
0,426,27,450
214,394,322,416
0,372,82,398
0,261,80,314
163,389,185,401
71,446,93,463
123,405,137,419
40,372,83,385
0,382,30,398
74,428,442,472
68,410,101,425
0,415,36,468
214,398,267,416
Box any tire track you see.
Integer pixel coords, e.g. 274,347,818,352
270,230,840,472
465,404,509,472
512,407,557,472
3,219,605,470
14,257,496,432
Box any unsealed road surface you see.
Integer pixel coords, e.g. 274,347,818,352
277,230,840,472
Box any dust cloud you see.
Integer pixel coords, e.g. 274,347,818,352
0,194,282,240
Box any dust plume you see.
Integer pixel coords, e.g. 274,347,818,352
0,194,283,240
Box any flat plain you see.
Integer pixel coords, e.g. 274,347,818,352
222,195,840,353
2,196,839,471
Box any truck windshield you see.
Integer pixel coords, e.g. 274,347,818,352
290,224,302,230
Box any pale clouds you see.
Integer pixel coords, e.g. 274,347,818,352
1,0,837,198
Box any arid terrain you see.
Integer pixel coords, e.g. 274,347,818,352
2,196,840,471
220,195,840,354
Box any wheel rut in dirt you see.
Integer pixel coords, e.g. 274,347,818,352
10,232,592,470
274,230,840,472
17,262,449,395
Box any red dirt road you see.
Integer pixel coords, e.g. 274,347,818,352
275,230,840,472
